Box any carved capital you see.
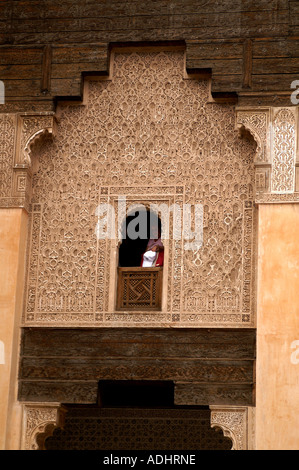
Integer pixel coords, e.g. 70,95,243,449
21,403,66,450
210,406,248,450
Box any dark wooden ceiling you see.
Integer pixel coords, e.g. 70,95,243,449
0,0,298,107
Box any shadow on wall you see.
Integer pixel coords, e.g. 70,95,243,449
119,209,163,268
0,81,4,104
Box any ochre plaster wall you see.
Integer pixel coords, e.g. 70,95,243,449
256,203,299,450
0,208,28,450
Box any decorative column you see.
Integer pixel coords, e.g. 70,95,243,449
210,406,255,450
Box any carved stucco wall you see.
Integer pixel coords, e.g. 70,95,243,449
0,112,56,211
21,49,258,327
21,403,253,450
44,407,232,451
21,403,67,450
236,106,298,202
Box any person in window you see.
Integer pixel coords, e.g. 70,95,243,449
141,225,164,267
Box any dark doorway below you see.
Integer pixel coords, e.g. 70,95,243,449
98,380,174,408
45,381,232,451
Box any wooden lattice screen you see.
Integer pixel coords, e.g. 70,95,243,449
117,267,163,311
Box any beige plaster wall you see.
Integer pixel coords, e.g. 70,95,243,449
256,203,299,450
0,208,28,450
2,202,299,450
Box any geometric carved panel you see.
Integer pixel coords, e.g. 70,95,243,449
236,106,299,204
117,267,163,310
44,407,233,451
23,49,257,327
18,327,256,406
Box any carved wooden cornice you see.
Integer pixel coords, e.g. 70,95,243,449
0,112,56,211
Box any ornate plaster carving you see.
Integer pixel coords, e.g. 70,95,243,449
271,107,296,194
16,113,56,168
23,50,257,327
0,112,56,210
236,109,270,164
21,403,66,450
15,114,55,209
210,406,249,450
236,107,298,200
0,114,16,200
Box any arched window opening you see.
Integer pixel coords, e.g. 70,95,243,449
117,209,164,311
118,209,164,268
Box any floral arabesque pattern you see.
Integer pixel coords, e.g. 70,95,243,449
24,50,256,326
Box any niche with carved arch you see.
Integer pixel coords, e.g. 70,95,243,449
117,207,164,311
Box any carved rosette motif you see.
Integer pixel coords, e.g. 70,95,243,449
23,50,257,327
210,406,248,450
21,403,66,450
